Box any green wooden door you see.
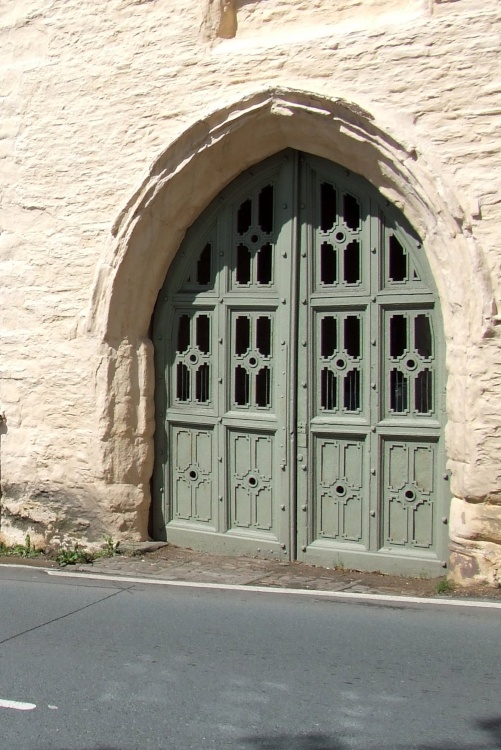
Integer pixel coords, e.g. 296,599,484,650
153,150,449,575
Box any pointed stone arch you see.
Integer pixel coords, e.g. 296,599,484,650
90,87,493,342
87,86,497,574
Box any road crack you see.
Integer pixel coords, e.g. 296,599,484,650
0,587,132,647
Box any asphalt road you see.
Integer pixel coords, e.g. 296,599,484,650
0,566,499,750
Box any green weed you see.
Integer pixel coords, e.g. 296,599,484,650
0,534,42,558
0,534,122,567
435,578,455,595
56,536,122,567
56,543,94,567
101,535,121,557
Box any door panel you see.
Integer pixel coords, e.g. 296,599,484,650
313,308,368,418
382,438,437,551
153,150,449,575
229,430,275,534
171,424,216,527
312,434,368,547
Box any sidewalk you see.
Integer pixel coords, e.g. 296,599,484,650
67,542,501,602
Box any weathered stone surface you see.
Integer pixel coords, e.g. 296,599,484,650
0,0,500,583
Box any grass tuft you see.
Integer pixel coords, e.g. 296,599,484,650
435,578,455,595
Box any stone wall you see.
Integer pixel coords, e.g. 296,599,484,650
0,0,500,583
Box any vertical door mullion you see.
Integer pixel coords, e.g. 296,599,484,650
284,152,300,559
217,211,227,534
368,202,381,552
295,153,311,556
274,152,296,558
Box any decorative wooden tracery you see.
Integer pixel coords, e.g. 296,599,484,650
153,150,448,575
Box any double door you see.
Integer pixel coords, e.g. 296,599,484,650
153,151,448,575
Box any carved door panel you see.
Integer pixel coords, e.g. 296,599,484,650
153,150,448,574
153,154,294,558
294,156,446,574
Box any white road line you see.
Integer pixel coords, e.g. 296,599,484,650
0,563,55,571
46,570,501,609
0,699,36,711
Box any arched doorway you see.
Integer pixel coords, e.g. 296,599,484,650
152,150,448,575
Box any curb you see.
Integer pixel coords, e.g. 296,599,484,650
46,570,501,609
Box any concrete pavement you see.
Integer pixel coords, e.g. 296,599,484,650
60,542,501,602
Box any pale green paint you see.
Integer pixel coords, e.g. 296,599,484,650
152,150,448,576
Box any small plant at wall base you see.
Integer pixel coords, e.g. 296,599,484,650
435,578,455,595
0,534,43,558
55,543,95,567
55,536,122,566
98,535,121,558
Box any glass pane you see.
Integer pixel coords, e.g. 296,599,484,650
415,369,433,413
235,316,250,356
343,194,360,230
321,317,337,358
415,315,432,358
390,369,408,412
196,315,210,354
344,369,360,411
177,315,190,353
258,185,274,234
256,317,271,357
320,182,336,232
196,243,211,286
390,315,407,358
256,367,271,407
176,363,190,402
320,243,336,285
344,241,360,284
344,316,360,358
257,243,272,285
389,235,407,282
237,198,252,235
235,366,250,406
236,244,251,284
195,363,210,403
321,368,337,410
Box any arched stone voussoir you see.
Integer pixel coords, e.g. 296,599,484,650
85,86,500,553
88,85,496,347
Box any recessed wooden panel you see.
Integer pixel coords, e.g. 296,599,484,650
384,309,437,419
314,436,367,547
171,426,215,525
229,431,276,535
382,440,437,551
315,310,366,418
